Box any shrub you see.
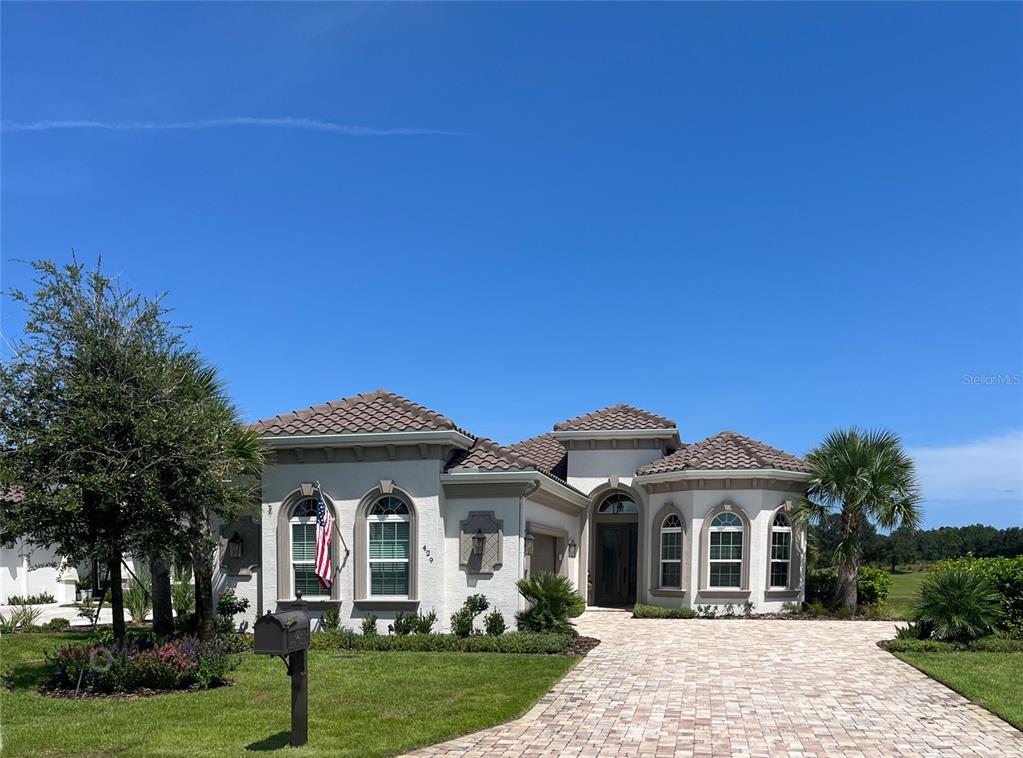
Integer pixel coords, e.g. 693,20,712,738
886,636,1023,653
320,607,341,632
484,609,506,636
77,595,96,622
171,568,194,614
935,556,1023,638
360,614,378,636
806,567,892,608
913,568,1003,642
804,601,828,617
45,636,240,693
6,592,56,605
393,610,437,636
450,594,489,638
213,588,250,633
633,603,697,619
312,630,573,654
124,569,152,623
515,572,585,634
696,605,717,619
856,566,893,606
41,617,71,631
894,622,926,640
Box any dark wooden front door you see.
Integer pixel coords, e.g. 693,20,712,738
595,523,638,606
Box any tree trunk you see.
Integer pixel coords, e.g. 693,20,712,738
108,553,126,642
150,553,174,636
835,561,859,610
192,546,215,641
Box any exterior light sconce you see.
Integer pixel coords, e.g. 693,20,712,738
471,529,486,556
567,538,577,559
227,532,244,559
524,530,535,557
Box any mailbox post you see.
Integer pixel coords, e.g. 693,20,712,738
253,596,311,747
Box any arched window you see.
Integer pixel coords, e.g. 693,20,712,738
769,511,792,588
598,493,638,514
659,514,683,589
708,512,744,588
290,498,329,598
367,496,411,597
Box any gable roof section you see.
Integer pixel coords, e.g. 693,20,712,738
446,436,581,492
252,389,458,436
553,403,677,432
508,434,568,480
637,431,811,475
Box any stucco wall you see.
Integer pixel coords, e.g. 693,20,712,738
643,486,804,613
524,498,583,593
441,495,522,631
260,457,449,633
0,542,76,604
566,448,663,494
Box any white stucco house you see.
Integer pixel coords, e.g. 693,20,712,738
211,390,810,632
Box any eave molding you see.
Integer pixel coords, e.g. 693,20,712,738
259,429,474,450
440,470,589,511
635,468,812,486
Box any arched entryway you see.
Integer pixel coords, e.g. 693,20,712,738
592,491,640,606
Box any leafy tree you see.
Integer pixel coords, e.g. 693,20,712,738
795,428,922,609
0,259,186,640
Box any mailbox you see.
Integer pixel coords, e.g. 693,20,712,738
253,604,312,747
254,610,310,656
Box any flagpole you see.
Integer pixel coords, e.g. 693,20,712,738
315,481,351,560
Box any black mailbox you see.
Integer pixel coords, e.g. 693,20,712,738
254,610,310,656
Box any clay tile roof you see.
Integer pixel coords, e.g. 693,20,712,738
447,435,581,493
251,389,458,436
0,485,25,504
553,403,677,432
508,434,568,480
636,431,811,475
447,437,538,472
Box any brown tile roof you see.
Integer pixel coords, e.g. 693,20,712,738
553,404,677,432
636,431,810,475
251,389,458,436
508,434,568,480
446,436,581,494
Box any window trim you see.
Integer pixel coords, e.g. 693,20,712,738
767,505,795,591
659,514,683,589
354,485,419,605
366,496,411,599
276,488,341,603
698,503,750,593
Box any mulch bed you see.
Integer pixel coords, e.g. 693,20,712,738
566,636,600,656
40,679,234,700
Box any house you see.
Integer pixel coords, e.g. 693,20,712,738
217,390,810,632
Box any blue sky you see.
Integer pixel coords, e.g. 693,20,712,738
2,3,1021,528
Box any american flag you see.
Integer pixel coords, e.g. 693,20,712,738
314,483,334,590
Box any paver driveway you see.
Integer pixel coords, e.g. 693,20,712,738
409,610,1023,757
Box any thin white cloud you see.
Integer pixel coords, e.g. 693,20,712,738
909,430,1023,503
1,117,464,137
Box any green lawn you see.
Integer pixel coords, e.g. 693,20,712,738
896,652,1023,730
886,570,927,619
1,632,578,757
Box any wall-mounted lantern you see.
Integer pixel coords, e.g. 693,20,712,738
567,537,577,558
524,530,534,557
471,529,486,556
227,532,244,559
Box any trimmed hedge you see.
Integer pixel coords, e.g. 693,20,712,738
886,636,1023,653
311,631,574,654
632,603,697,619
805,566,893,607
935,556,1023,638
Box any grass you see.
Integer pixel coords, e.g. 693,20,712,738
886,570,928,619
896,652,1023,730
0,632,578,757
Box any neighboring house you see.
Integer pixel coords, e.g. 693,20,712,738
230,390,810,632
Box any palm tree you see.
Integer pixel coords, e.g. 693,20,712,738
796,428,921,610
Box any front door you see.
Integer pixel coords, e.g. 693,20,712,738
595,523,638,606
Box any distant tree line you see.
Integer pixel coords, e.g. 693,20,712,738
810,515,1023,571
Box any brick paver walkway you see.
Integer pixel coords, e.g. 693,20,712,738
408,610,1023,757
